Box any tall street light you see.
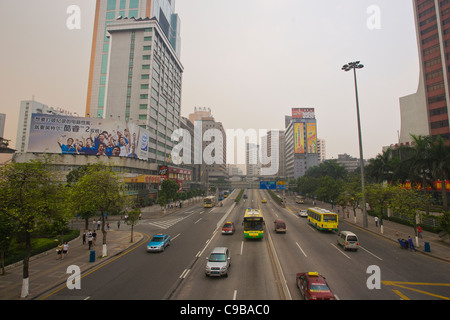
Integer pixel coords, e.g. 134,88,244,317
342,61,368,228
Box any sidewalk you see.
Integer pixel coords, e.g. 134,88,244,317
0,198,204,300
0,228,144,300
301,199,450,263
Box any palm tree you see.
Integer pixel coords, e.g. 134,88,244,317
429,135,450,211
409,135,434,191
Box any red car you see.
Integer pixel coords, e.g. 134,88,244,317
296,272,335,300
221,222,235,235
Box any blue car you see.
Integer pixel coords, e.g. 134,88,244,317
147,233,171,252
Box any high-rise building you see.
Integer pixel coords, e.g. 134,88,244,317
285,108,319,179
188,108,227,184
103,17,183,164
86,0,181,120
399,0,450,144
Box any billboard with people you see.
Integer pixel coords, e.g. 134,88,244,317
27,113,149,160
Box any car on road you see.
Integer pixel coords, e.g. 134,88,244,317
298,209,308,217
205,247,231,277
261,198,267,203
337,231,359,251
243,194,248,199
274,220,287,233
147,233,171,252
222,222,235,235
296,272,335,300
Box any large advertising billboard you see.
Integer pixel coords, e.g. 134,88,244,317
306,123,317,154
292,108,315,119
294,123,305,154
28,113,149,160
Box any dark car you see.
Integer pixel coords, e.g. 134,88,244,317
296,272,335,300
222,222,235,235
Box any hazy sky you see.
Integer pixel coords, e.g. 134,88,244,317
0,0,419,160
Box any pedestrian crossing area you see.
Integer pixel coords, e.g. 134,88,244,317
143,211,196,229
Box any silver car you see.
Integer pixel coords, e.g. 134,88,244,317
205,247,231,277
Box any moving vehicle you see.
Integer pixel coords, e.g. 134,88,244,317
222,222,235,235
243,208,265,239
147,233,171,252
205,247,231,277
296,272,335,300
223,191,229,198
296,195,305,204
243,194,248,199
274,220,286,233
307,207,338,232
298,209,308,217
261,198,267,203
203,196,218,208
337,231,359,251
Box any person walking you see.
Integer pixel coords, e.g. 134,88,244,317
374,216,379,227
56,242,63,260
88,232,93,250
417,225,423,239
407,236,416,252
82,231,86,245
62,242,69,259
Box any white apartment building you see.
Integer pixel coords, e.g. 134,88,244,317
104,17,183,164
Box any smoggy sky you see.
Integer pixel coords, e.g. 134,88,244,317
0,0,419,159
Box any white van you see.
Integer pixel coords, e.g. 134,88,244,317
337,231,359,251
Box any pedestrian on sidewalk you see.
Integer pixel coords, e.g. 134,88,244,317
407,236,416,252
374,216,379,227
117,220,121,229
417,225,423,239
62,242,69,259
82,231,86,245
56,242,63,260
88,232,93,250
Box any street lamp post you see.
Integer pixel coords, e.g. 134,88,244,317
342,61,368,228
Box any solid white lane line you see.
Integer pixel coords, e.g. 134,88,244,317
330,243,351,260
360,246,383,261
233,290,238,300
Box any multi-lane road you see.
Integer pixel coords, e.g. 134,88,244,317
44,189,450,300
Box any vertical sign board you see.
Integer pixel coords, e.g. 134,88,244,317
294,123,305,154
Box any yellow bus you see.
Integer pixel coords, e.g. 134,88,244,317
204,196,218,208
307,207,338,232
243,208,265,239
296,195,305,204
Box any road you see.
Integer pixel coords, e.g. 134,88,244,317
42,189,450,300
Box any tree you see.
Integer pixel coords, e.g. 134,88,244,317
0,158,68,297
389,185,432,240
66,165,97,230
160,179,180,203
365,183,396,218
68,163,126,257
429,135,450,211
338,176,364,222
125,208,141,243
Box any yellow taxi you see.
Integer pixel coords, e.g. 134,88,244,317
261,198,267,203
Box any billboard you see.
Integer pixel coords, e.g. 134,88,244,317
292,108,315,119
28,113,149,160
307,123,317,154
294,123,305,154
